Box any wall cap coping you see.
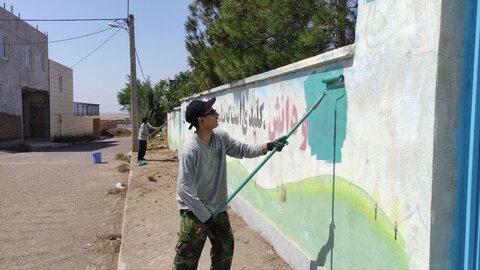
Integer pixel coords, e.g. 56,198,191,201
180,44,355,102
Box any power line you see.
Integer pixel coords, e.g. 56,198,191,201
135,49,147,81
70,27,122,69
0,17,126,22
27,27,123,88
4,27,114,45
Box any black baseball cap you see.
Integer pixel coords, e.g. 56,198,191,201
185,97,216,130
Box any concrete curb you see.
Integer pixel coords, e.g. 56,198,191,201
116,158,135,270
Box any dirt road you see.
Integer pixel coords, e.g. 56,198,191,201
118,136,292,269
0,138,130,269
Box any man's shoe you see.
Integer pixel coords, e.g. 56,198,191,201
136,160,147,166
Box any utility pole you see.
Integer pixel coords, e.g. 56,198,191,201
128,14,138,152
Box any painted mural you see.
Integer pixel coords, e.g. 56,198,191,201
168,63,412,269
166,0,443,267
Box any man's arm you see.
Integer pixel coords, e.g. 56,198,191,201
223,131,288,156
148,123,159,130
223,131,263,158
176,150,212,223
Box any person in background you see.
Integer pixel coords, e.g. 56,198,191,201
137,117,158,164
173,97,288,269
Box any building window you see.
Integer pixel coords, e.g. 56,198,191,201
73,102,99,116
40,53,46,72
25,47,32,67
0,35,6,59
59,76,63,93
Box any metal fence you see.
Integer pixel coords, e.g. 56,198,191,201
73,102,99,116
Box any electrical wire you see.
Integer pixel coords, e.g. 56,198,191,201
26,27,123,88
135,49,147,81
4,27,114,46
0,18,126,22
70,27,122,69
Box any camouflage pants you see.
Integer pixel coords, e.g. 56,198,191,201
173,210,234,270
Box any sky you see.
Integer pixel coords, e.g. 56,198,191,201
6,0,191,114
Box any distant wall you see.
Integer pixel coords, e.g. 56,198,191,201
67,116,97,136
167,107,182,150
49,60,73,138
100,120,118,131
49,60,98,138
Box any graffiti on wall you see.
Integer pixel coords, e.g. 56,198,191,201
215,68,347,159
216,92,309,151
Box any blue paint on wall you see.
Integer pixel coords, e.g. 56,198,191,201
304,69,347,162
453,0,477,267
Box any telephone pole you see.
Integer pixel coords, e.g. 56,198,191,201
128,14,138,152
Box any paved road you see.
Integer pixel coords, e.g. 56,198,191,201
0,137,131,269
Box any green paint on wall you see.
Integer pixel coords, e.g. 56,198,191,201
168,137,181,151
366,0,374,3
304,69,347,162
227,161,409,269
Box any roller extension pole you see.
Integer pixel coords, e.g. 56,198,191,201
211,90,328,218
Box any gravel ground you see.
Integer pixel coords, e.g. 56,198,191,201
0,137,130,270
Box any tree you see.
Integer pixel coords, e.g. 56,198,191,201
117,77,162,126
117,77,132,113
185,0,223,91
300,0,357,51
185,0,358,89
153,70,201,114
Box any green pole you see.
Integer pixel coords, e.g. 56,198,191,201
212,91,328,217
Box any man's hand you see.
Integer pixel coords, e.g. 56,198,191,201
267,135,289,152
196,216,218,239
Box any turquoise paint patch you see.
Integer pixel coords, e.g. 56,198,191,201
304,69,347,162
227,161,408,269
366,0,374,3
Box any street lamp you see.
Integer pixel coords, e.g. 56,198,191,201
109,15,138,153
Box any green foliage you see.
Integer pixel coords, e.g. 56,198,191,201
118,71,201,125
185,0,357,90
117,77,163,126
117,0,357,116
117,77,132,112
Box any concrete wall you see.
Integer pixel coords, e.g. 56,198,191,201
99,120,118,132
0,6,48,141
167,107,182,150
49,60,98,138
167,1,470,269
68,116,97,136
49,60,73,138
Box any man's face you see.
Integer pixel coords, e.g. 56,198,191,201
199,107,219,130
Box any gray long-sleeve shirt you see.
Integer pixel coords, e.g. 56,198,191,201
176,129,264,223
138,122,156,140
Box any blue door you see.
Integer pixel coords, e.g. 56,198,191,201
463,0,480,268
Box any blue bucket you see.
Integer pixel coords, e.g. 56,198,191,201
92,152,102,164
